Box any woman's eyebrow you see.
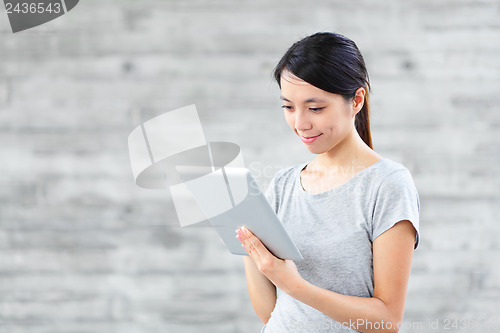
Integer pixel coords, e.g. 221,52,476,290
280,96,327,103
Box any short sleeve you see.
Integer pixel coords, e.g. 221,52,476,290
371,169,420,249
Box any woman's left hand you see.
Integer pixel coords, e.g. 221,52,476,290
236,226,304,295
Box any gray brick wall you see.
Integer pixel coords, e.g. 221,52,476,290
0,0,499,332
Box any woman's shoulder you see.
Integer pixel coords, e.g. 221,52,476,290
374,157,418,191
267,157,417,192
377,157,410,175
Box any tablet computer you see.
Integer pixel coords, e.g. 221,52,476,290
178,166,304,261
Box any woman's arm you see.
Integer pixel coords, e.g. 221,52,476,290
243,255,277,324
288,220,416,333
237,220,416,333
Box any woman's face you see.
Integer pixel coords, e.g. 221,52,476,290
280,71,362,155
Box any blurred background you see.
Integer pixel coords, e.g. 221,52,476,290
0,0,499,332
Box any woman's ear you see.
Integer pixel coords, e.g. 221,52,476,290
352,87,366,116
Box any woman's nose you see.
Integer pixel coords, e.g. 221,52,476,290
295,110,312,131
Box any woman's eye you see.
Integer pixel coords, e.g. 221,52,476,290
281,105,324,112
309,107,324,112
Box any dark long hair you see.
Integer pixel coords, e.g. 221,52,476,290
273,32,373,149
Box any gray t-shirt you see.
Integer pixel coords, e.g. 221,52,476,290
260,158,420,333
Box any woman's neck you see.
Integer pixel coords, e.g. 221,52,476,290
309,129,381,174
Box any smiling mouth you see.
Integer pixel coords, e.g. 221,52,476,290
300,134,322,139
299,133,322,144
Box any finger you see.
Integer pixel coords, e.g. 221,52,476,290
236,228,254,256
243,232,258,258
237,226,260,259
242,226,273,259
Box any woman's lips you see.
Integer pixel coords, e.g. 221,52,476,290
300,134,322,143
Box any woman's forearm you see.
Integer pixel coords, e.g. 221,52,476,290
243,256,277,324
289,280,402,333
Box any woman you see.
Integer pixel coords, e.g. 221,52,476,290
235,32,420,333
